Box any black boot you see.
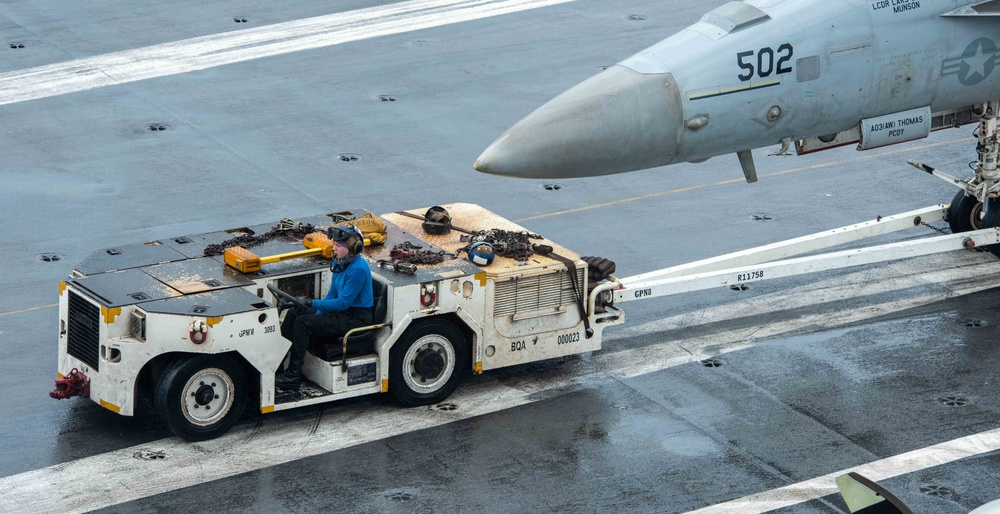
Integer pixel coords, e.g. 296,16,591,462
276,351,303,391
275,368,302,390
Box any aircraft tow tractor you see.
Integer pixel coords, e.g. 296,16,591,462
49,202,1000,440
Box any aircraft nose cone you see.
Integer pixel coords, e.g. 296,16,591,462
475,65,683,178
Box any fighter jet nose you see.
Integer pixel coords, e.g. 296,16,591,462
473,136,521,176
474,65,684,178
472,154,493,174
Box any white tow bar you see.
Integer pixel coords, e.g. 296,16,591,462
593,204,1000,305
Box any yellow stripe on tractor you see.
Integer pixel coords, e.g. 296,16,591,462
99,399,121,413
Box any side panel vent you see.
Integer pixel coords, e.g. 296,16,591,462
130,311,146,342
494,269,584,317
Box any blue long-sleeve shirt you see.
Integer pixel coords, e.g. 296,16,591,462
312,257,374,313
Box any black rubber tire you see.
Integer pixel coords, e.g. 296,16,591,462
389,319,468,407
948,190,983,233
154,355,247,441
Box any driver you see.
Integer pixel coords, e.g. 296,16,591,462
276,224,374,390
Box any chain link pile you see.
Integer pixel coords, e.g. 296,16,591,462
203,218,319,257
458,228,544,261
389,241,451,264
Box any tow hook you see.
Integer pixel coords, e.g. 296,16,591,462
50,368,89,399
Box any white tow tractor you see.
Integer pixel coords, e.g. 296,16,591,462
50,202,1000,440
51,203,624,440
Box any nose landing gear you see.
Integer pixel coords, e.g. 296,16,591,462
911,100,1000,256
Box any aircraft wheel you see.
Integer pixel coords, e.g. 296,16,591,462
948,190,983,233
980,198,1000,257
389,319,468,407
154,355,247,441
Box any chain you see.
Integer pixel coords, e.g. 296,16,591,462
458,228,543,261
920,221,951,235
390,241,452,264
203,218,318,256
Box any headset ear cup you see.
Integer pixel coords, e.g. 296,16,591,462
335,224,364,255
352,226,364,254
468,242,495,266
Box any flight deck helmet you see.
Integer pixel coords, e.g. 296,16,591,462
422,206,452,235
328,224,365,255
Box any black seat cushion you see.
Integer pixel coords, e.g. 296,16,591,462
308,279,388,362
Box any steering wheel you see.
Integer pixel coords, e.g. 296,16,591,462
267,284,311,312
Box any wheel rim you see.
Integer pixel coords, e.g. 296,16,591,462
402,334,456,394
971,201,984,230
181,367,235,426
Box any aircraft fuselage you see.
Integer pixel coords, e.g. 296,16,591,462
475,0,1000,178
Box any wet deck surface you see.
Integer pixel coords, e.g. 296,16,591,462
2,0,999,512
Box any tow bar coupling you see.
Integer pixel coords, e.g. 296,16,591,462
50,368,90,399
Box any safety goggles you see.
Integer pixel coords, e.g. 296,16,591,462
327,226,353,242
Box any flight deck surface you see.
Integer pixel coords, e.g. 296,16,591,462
1,0,999,513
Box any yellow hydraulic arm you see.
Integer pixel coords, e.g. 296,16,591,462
224,232,333,273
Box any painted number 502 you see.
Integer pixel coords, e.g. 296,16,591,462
737,43,793,82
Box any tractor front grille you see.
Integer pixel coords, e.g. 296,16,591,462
67,291,101,372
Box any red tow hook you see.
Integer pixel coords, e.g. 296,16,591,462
50,368,89,399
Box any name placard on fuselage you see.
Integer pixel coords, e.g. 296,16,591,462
859,106,931,150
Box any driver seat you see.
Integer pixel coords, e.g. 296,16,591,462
308,278,388,361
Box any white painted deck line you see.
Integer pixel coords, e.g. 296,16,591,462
684,428,1000,513
0,0,576,106
2,251,999,513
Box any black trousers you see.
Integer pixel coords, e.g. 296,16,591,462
280,306,373,370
